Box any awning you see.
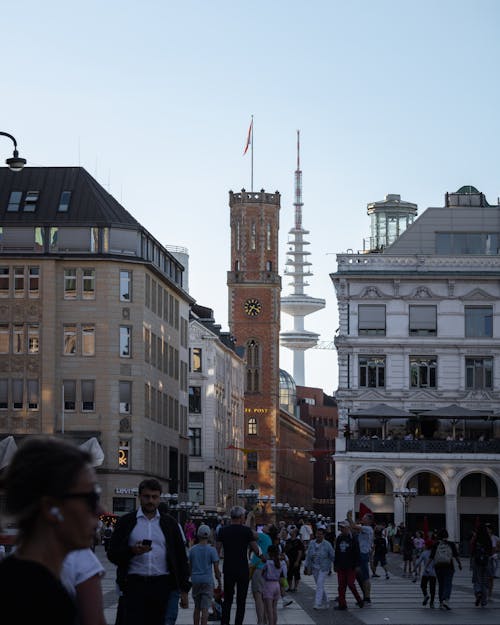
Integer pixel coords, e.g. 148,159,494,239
79,437,105,467
0,436,17,470
419,404,490,419
350,403,415,419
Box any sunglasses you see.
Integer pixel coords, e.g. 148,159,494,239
61,485,101,513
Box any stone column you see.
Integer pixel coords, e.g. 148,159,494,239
335,460,355,522
445,493,458,541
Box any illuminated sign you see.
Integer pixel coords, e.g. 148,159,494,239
245,408,269,413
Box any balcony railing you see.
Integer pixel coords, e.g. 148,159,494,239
346,438,500,454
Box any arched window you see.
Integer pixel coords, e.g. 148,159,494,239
246,340,261,392
266,260,272,271
356,471,387,494
248,417,257,435
266,223,272,250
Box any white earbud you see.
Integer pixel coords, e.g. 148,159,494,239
50,506,65,522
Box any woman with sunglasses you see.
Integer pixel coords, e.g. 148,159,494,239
0,435,103,624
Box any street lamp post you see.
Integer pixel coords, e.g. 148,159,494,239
393,487,417,528
0,131,27,171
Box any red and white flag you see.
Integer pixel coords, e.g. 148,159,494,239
243,118,253,155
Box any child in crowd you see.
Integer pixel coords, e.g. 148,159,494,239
188,525,221,625
262,544,287,625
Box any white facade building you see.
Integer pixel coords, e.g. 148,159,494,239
188,304,245,513
331,186,500,546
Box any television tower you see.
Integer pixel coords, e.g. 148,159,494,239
280,131,325,385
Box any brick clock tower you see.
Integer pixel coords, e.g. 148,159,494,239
227,189,281,498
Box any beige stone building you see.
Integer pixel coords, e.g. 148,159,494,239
0,167,193,514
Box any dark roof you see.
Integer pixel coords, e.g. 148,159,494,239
0,167,140,227
350,403,414,418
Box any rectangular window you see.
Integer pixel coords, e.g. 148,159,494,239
189,386,202,413
0,379,7,409
28,266,39,297
7,191,22,212
247,451,258,471
120,270,132,302
191,347,202,372
119,381,132,414
120,326,131,357
13,325,24,354
63,379,76,410
358,304,386,335
82,269,95,299
409,305,437,336
0,324,9,353
82,325,95,356
189,427,202,456
0,267,9,296
466,357,493,389
12,379,23,409
28,324,40,353
359,356,386,387
58,191,72,212
465,306,493,338
27,379,39,410
250,223,256,250
23,191,39,212
410,356,437,388
64,268,77,299
64,325,77,355
14,267,25,298
81,380,95,411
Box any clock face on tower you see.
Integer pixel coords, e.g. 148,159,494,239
244,298,262,317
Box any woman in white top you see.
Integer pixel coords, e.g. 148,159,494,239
61,548,106,625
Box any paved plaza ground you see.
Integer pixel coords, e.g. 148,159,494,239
97,546,499,625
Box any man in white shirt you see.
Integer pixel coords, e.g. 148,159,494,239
107,479,190,625
299,520,313,548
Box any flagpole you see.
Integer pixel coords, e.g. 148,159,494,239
251,115,254,191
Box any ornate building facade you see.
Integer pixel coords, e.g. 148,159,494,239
332,186,500,547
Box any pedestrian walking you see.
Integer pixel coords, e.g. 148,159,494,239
188,524,221,625
371,528,390,579
470,522,493,607
429,528,462,610
304,525,335,610
261,544,287,625
216,506,262,625
334,521,364,611
184,519,197,548
107,478,191,625
283,526,304,592
401,528,414,577
249,522,273,623
0,435,102,625
412,530,425,581
350,512,374,604
414,540,436,607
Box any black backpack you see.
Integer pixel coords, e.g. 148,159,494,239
475,544,489,567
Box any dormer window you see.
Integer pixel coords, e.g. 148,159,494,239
58,191,72,212
24,191,39,212
7,191,22,212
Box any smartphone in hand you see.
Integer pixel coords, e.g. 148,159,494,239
142,539,152,547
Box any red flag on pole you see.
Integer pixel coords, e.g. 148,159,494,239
243,118,253,155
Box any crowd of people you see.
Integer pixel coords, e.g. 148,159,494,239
0,435,499,624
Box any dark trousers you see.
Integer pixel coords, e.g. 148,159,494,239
435,567,454,602
421,575,436,602
337,568,363,608
221,570,249,625
124,575,171,625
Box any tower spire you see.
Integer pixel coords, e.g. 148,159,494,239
280,131,325,386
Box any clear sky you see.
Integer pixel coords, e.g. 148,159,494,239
3,1,500,394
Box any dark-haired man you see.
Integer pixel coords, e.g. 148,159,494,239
107,479,190,625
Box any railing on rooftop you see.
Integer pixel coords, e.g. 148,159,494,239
346,438,500,454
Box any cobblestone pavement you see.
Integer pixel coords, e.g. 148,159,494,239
97,546,500,625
